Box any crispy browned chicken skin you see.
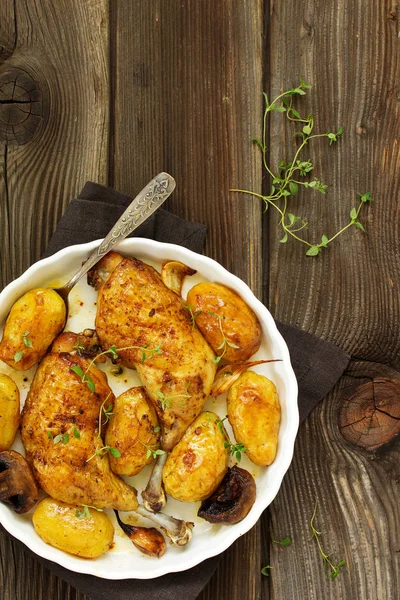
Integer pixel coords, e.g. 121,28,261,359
21,334,138,511
89,252,217,452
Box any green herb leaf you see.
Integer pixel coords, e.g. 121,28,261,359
224,440,248,461
62,433,69,444
109,447,121,458
227,341,240,349
70,365,84,378
14,351,24,363
302,124,312,135
289,182,298,195
108,345,119,360
53,434,63,444
358,191,374,203
86,377,96,393
251,136,264,151
215,417,227,434
273,535,292,547
261,565,273,576
321,235,329,247
73,426,81,439
310,499,346,579
355,221,366,232
270,104,286,113
350,207,358,220
47,431,53,440
153,426,161,433
306,246,320,257
280,232,288,244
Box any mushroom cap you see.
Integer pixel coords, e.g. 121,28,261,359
197,465,256,525
0,450,39,514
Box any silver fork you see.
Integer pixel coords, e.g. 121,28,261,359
53,172,176,310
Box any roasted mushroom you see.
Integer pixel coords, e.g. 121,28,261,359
197,465,256,525
114,511,166,558
0,450,39,514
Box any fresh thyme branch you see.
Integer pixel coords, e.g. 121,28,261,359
231,79,374,256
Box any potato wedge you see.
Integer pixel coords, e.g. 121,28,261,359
33,498,114,559
105,387,161,476
186,282,261,362
0,374,20,451
163,411,229,502
227,371,281,466
0,288,66,371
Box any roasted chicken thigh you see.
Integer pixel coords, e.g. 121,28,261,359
21,334,139,511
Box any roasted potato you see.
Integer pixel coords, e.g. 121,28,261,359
33,498,114,559
227,371,281,466
0,288,66,371
186,282,261,362
105,387,161,476
0,374,20,451
163,411,229,502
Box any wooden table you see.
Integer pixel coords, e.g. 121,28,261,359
1,2,399,599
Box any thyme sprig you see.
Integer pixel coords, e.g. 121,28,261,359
97,392,114,439
22,330,33,347
310,499,345,579
224,440,248,462
86,445,121,463
139,441,166,460
184,304,203,328
215,416,228,434
13,331,33,363
207,312,239,363
70,343,163,392
156,383,192,411
231,79,374,256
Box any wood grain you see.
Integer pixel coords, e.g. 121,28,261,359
1,0,399,599
0,0,109,290
266,1,400,598
0,0,108,597
111,3,264,599
111,0,264,292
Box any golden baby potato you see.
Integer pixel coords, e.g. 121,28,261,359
163,411,229,502
186,282,261,363
0,288,66,371
105,387,161,476
0,374,20,451
33,498,114,559
227,371,281,466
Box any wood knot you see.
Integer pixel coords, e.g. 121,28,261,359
0,67,43,145
338,378,400,451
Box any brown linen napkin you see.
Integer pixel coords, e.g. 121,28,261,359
3,182,350,600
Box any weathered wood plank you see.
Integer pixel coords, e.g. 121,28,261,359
268,366,400,600
0,0,15,62
266,1,400,598
0,0,109,289
111,2,264,599
111,0,264,292
0,0,109,598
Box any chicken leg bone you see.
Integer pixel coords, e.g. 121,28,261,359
136,504,194,546
141,451,168,513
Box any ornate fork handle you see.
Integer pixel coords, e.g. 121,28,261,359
64,173,175,293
